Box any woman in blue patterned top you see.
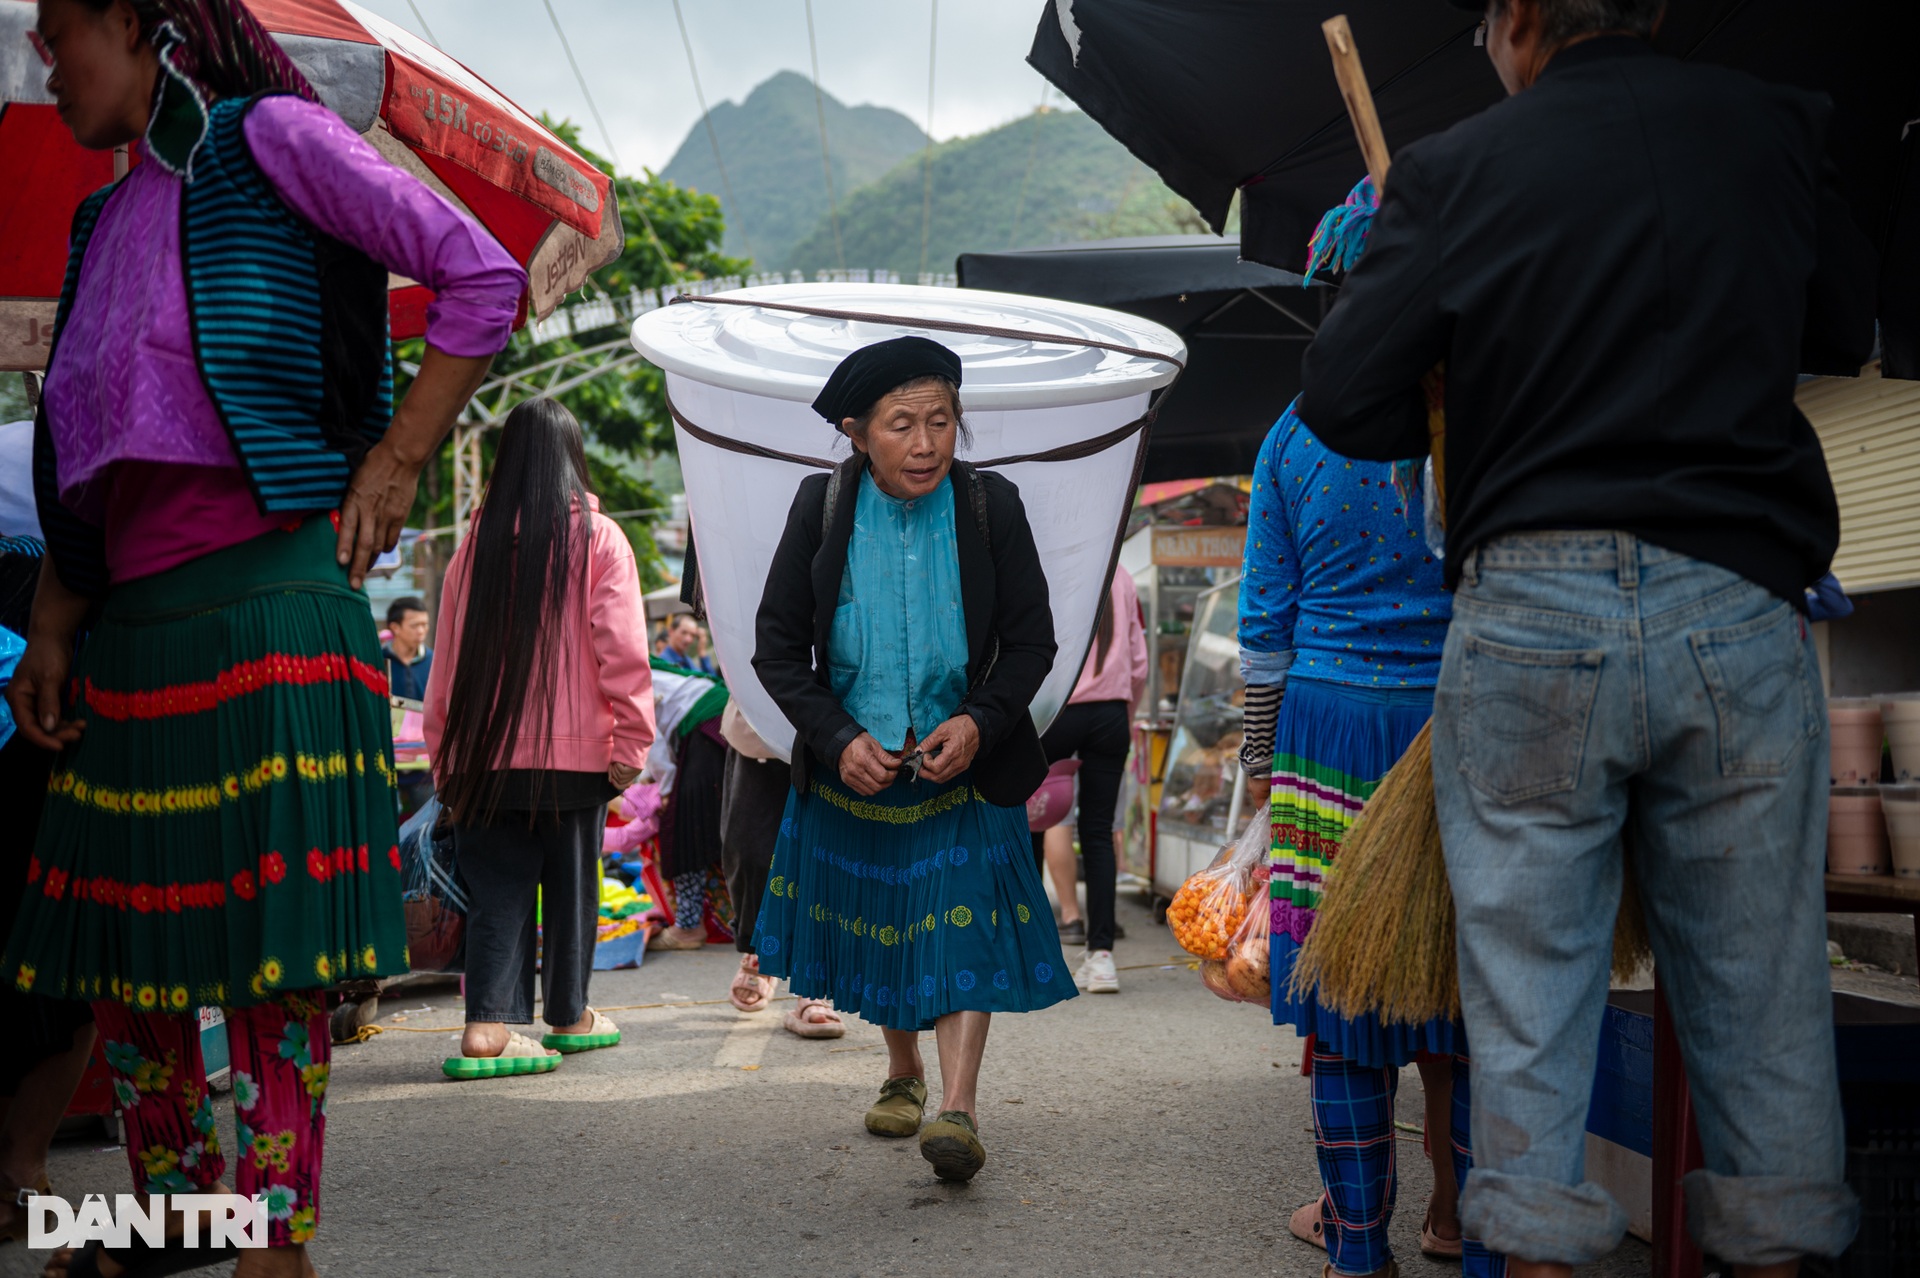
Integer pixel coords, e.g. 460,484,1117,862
1240,400,1502,1278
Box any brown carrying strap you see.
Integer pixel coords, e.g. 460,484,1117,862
664,393,1157,470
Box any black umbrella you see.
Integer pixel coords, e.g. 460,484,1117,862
957,234,1331,481
1029,0,1920,377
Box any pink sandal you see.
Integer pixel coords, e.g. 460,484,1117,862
1421,1201,1464,1260
729,954,775,1012
782,998,846,1039
1289,1197,1327,1250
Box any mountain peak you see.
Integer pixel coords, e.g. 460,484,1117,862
660,71,929,267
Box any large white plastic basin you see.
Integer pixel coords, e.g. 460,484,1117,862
631,282,1185,763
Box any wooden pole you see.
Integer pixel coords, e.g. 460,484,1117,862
1322,15,1392,194
1321,15,1447,500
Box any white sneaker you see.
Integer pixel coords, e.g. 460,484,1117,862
1075,949,1119,994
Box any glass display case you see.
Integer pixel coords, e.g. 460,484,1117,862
1115,523,1249,885
1150,575,1249,903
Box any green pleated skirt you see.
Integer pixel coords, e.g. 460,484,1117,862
4,516,408,1010
752,770,1075,1032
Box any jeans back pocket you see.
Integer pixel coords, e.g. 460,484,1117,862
1688,603,1817,777
1457,636,1605,804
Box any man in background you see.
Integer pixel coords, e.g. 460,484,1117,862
658,612,714,675
384,596,434,701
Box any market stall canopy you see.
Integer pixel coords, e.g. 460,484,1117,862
644,581,692,622
631,282,1184,761
1029,0,1920,378
957,235,1325,481
0,0,623,370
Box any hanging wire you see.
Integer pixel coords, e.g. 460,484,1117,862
403,0,439,44
539,0,682,288
1007,82,1049,248
804,0,846,271
671,0,752,262
917,0,939,279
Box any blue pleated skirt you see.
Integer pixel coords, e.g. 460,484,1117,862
752,770,1075,1032
1269,677,1460,1068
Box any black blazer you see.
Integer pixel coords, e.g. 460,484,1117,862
1299,37,1877,603
753,457,1057,808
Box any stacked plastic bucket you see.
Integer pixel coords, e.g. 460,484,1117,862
1828,695,1920,878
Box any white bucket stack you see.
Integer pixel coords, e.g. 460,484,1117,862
1827,693,1920,879
630,283,1185,762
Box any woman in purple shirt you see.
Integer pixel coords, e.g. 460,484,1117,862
3,3,524,1274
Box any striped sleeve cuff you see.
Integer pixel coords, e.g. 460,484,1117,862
1239,681,1285,777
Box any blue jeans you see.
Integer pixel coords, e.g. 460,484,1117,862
1432,531,1857,1265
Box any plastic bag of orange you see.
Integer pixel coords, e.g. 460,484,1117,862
1218,888,1272,1004
1167,813,1269,962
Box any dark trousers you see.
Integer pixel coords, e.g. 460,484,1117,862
720,750,792,955
456,804,606,1026
1029,699,1131,951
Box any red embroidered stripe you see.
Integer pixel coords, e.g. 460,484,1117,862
39,844,388,913
82,653,389,722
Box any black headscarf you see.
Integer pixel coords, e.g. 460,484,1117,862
811,336,962,426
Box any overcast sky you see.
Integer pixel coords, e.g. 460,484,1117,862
353,0,1062,173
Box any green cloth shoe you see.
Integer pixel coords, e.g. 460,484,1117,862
542,1008,621,1054
919,1109,986,1182
864,1076,927,1137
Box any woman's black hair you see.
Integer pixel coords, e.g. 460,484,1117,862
435,398,592,825
1091,583,1114,675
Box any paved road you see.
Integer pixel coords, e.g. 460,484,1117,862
21,888,1673,1277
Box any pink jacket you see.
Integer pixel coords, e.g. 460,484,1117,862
425,495,656,779
1069,567,1149,709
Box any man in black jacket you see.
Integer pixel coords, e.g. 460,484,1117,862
1299,1,1875,1272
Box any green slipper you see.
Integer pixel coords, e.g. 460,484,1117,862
864,1076,927,1137
442,1031,561,1079
541,1008,621,1054
920,1109,986,1182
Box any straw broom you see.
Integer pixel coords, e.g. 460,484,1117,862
1287,17,1651,1025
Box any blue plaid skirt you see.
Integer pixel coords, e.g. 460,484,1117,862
752,770,1075,1031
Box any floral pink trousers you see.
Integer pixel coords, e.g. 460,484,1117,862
93,991,330,1247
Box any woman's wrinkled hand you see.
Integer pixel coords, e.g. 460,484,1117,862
336,439,422,590
838,732,901,796
609,761,642,790
6,635,84,752
916,714,981,784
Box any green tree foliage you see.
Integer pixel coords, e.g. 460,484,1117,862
782,109,1210,277
399,116,748,592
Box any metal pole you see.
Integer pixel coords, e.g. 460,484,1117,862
451,422,485,545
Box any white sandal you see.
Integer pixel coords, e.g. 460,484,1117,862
443,1031,561,1079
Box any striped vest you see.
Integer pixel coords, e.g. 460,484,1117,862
37,93,392,595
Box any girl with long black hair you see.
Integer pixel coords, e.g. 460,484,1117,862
424,398,655,1080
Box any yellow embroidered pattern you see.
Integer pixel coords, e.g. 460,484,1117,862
808,780,981,824
49,750,389,818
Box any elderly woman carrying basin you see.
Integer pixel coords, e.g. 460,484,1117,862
751,336,1072,1183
